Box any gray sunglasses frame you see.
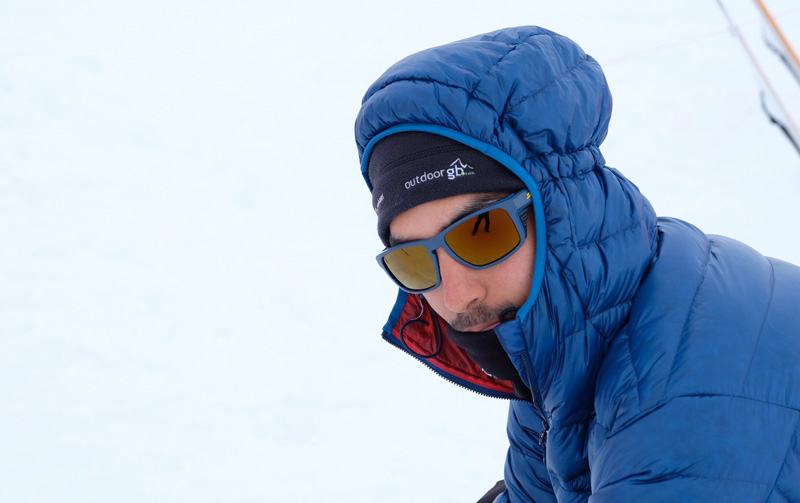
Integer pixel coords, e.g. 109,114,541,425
376,189,532,293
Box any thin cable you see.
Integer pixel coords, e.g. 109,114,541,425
399,301,443,359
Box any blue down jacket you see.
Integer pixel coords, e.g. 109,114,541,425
355,26,800,502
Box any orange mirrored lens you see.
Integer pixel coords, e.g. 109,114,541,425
382,245,438,291
445,208,520,266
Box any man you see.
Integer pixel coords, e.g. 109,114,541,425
355,26,800,502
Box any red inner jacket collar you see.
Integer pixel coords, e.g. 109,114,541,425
387,294,515,396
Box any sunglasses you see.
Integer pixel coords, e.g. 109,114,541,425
376,189,532,293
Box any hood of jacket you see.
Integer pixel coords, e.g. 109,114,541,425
355,25,658,440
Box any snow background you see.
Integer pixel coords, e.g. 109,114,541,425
1,1,798,501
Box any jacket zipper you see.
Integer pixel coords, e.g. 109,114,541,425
383,332,520,400
520,351,550,465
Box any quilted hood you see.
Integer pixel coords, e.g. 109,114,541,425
356,26,658,432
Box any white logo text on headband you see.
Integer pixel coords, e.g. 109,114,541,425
404,158,475,189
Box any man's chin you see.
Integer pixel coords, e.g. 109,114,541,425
457,321,502,333
449,305,517,332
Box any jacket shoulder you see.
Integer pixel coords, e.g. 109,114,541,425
598,218,800,425
588,217,800,500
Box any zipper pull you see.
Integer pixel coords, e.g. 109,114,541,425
538,420,549,463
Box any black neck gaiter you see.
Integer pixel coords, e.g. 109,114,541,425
445,324,532,401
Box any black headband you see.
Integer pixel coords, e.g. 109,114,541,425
368,132,525,246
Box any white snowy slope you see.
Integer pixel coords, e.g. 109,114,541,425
1,1,798,502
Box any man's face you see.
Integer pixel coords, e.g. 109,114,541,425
388,192,536,332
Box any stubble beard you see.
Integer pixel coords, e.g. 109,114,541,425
449,302,518,332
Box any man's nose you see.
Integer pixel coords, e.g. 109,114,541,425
436,249,485,313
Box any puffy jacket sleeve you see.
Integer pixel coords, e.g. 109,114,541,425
494,401,557,503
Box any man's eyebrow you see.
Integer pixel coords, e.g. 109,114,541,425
388,194,505,247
